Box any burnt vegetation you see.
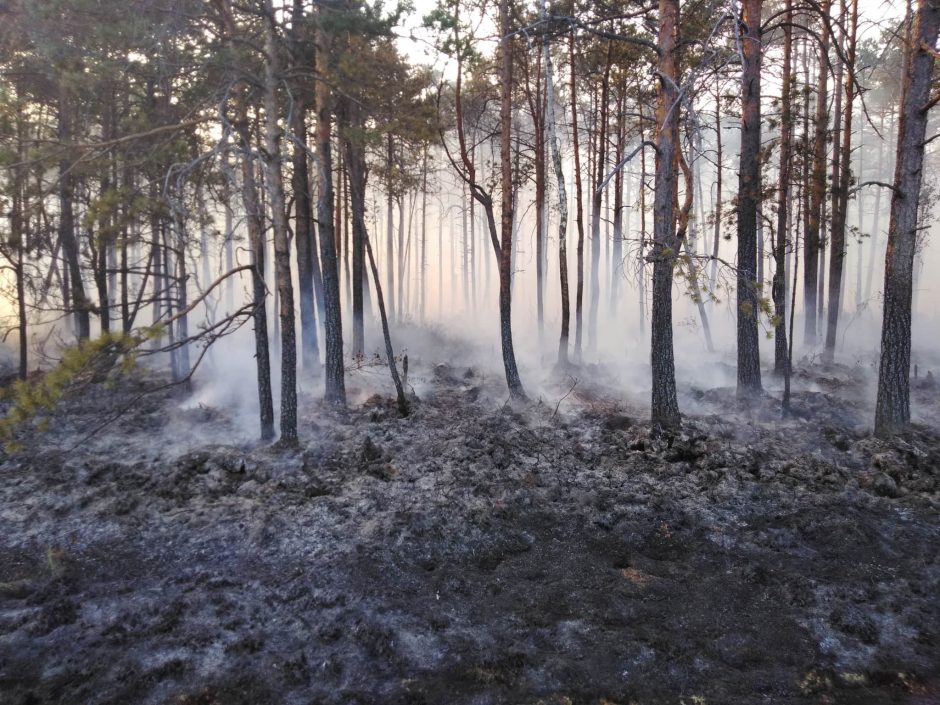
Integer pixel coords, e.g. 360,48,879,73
1,0,939,703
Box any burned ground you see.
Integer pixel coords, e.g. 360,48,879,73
0,352,938,705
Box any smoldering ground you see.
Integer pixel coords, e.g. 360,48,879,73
0,325,938,705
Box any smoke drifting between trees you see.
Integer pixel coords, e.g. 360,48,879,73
0,0,938,440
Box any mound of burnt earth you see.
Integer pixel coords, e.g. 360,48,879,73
0,366,937,705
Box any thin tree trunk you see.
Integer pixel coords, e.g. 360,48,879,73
773,0,793,374
709,92,722,302
262,7,297,442
865,108,890,303
498,0,525,398
58,76,90,341
385,133,396,321
570,32,586,360
344,100,367,355
824,0,858,360
291,0,320,376
679,151,714,352
314,10,346,405
542,0,569,365
805,3,830,346
219,0,274,438
364,233,408,415
420,146,428,322
610,87,626,313
588,44,612,355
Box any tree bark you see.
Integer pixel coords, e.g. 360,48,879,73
874,0,940,435
773,0,793,374
804,2,830,346
218,0,274,439
736,0,764,397
542,0,569,366
570,31,585,361
291,0,320,376
498,0,525,398
650,0,681,429
314,9,346,406
58,76,91,341
588,44,612,355
262,6,298,444
343,99,367,355
364,233,408,416
824,0,858,360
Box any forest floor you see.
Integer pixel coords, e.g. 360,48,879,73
0,329,938,705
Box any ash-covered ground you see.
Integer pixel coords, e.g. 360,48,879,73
0,334,938,705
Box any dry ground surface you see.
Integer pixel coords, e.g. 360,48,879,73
0,337,938,705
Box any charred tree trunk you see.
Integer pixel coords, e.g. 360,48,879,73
291,0,320,376
588,44,612,355
610,87,626,314
58,77,91,341
498,0,526,399
385,133,396,321
874,0,940,435
736,0,764,397
314,12,346,405
824,0,858,360
343,99,367,355
570,32,586,361
709,93,722,300
262,7,298,444
650,0,681,429
218,18,264,417
220,0,275,440
364,233,408,416
805,2,830,346
773,0,793,374
542,0,569,366
679,151,714,352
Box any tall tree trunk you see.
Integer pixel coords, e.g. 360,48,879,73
773,0,793,374
865,108,891,303
398,193,408,321
420,146,429,322
709,92,722,300
174,203,191,381
610,88,626,314
344,99,367,355
314,10,346,405
386,133,396,321
291,0,320,376
364,233,408,416
588,44,612,355
532,56,546,337
874,0,939,435
679,151,714,352
58,76,90,341
542,0,569,365
10,138,27,378
736,0,764,396
263,6,298,444
650,0,681,428
639,97,648,336
570,32,586,361
220,0,275,440
805,3,830,346
498,0,525,398
824,0,858,360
